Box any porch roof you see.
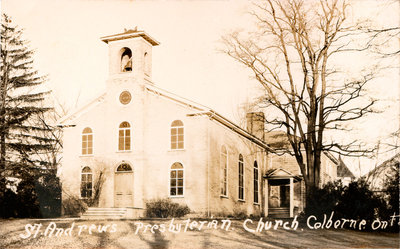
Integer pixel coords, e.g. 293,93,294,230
264,168,302,181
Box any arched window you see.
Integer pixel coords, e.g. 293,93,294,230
121,47,132,72
171,120,184,150
144,52,150,75
238,154,244,200
254,161,259,203
118,122,131,151
82,127,93,155
170,162,184,196
81,166,92,198
220,145,228,196
116,163,132,172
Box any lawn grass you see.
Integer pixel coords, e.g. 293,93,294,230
0,218,398,249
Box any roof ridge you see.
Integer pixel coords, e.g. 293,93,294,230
57,91,107,125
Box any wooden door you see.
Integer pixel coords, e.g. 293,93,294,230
114,172,134,207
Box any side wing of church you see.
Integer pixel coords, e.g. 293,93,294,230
59,29,339,218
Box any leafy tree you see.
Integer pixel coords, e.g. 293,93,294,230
0,14,60,217
222,0,399,207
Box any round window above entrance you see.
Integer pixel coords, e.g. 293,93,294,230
119,91,132,105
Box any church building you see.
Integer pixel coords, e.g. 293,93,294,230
59,29,339,218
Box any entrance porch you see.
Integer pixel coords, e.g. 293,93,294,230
264,168,302,218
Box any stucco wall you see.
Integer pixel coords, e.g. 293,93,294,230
205,119,267,217
320,153,338,186
141,90,209,213
60,78,210,212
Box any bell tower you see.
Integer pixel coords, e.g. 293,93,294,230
101,28,159,84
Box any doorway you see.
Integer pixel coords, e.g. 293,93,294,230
279,185,290,207
114,163,134,207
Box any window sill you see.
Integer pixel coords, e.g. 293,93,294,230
116,150,132,153
238,199,245,203
80,155,94,158
169,195,184,198
253,202,260,206
168,149,186,152
220,195,228,199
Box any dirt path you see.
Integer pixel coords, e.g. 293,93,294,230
0,219,398,248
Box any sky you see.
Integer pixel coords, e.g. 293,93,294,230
2,0,399,175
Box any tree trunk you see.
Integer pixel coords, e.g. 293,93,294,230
305,179,318,213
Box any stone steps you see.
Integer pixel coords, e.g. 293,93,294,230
268,207,290,218
81,207,128,219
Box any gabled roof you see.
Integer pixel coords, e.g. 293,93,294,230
57,82,271,150
57,93,107,126
264,131,292,149
367,153,400,178
264,168,302,181
264,131,340,166
145,83,210,112
337,156,355,178
145,83,271,150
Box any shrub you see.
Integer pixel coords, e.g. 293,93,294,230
232,207,247,219
35,171,61,218
379,162,400,232
0,169,62,218
306,178,386,226
305,180,344,218
335,178,385,222
62,196,87,217
0,175,41,218
146,198,190,218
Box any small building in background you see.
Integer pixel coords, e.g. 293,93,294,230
336,156,356,185
263,131,339,217
367,153,400,193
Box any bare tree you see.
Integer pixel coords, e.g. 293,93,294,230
28,92,81,171
222,0,398,202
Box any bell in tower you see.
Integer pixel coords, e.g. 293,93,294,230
121,48,132,72
100,28,159,79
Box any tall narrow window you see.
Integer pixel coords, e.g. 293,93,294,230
81,166,92,198
144,52,150,75
170,162,184,196
238,154,244,200
171,120,184,150
220,145,228,196
82,127,93,155
118,122,131,151
254,161,259,203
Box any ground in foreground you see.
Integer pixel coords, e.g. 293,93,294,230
0,218,398,249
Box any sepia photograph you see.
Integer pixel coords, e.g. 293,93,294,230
1,0,399,248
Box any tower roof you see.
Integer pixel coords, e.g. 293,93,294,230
100,28,160,46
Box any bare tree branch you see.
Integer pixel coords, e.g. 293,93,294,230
222,0,398,195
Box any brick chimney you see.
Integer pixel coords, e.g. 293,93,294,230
246,112,265,141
